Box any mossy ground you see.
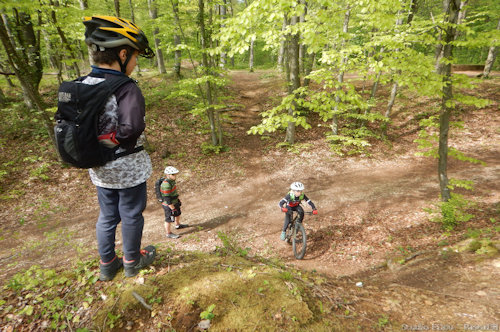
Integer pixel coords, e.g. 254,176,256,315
91,248,361,331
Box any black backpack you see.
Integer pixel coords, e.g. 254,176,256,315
54,75,142,168
155,177,165,202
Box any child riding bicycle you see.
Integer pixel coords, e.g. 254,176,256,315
278,182,318,241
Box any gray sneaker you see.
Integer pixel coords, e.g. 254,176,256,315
167,233,180,239
175,224,188,229
123,245,156,277
99,256,123,281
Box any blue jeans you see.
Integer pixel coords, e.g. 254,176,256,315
96,182,147,263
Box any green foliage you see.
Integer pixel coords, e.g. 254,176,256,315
201,142,229,155
28,163,52,181
376,314,390,328
425,194,475,231
200,304,216,321
326,125,380,156
248,92,312,135
415,115,486,165
216,231,250,257
275,142,312,154
106,312,122,329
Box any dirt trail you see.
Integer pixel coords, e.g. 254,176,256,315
1,70,498,327
140,70,499,275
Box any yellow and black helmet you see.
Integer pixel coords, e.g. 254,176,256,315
83,15,154,58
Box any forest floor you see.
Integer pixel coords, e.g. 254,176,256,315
0,68,499,331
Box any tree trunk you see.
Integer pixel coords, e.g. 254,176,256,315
148,0,166,74
0,61,15,87
128,0,135,22
79,0,88,10
219,0,227,68
43,29,63,84
302,52,315,87
483,18,500,78
199,0,219,146
5,11,43,90
385,81,398,118
0,87,5,105
114,0,120,17
49,7,80,77
332,6,350,136
248,37,255,72
385,0,417,123
0,16,55,144
277,17,287,71
285,15,300,145
435,0,467,71
299,0,307,75
436,0,461,202
171,0,182,78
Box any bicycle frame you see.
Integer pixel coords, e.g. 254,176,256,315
285,208,313,259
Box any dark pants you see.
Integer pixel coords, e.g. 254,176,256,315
96,182,147,263
162,201,182,222
282,205,304,232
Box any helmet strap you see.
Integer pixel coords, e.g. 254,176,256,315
116,49,133,74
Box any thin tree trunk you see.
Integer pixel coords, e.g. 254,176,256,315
0,61,15,87
174,34,182,77
43,30,63,84
332,6,350,136
79,0,88,10
302,52,315,87
435,0,467,71
385,82,398,118
437,0,461,202
277,17,287,71
171,0,182,78
220,0,227,68
249,37,255,72
285,15,300,145
114,0,120,17
170,0,203,90
483,18,499,78
299,0,307,75
199,0,218,146
228,0,235,67
148,0,166,73
49,8,80,77
385,1,416,132
128,0,135,22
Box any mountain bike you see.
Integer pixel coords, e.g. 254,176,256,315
285,210,313,260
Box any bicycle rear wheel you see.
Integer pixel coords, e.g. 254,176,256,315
292,222,307,259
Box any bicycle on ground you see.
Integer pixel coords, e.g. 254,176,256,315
285,209,314,259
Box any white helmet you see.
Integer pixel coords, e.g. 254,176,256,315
290,182,304,191
164,166,179,175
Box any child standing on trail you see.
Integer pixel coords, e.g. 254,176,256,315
278,182,318,241
83,15,156,281
161,166,188,239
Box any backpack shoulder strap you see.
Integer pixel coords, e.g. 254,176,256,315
103,75,135,94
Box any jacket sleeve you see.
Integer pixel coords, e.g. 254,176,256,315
303,194,316,210
114,82,146,151
278,194,290,208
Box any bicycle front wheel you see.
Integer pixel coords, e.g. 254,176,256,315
292,222,307,259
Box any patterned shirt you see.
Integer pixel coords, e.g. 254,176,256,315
86,68,152,189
